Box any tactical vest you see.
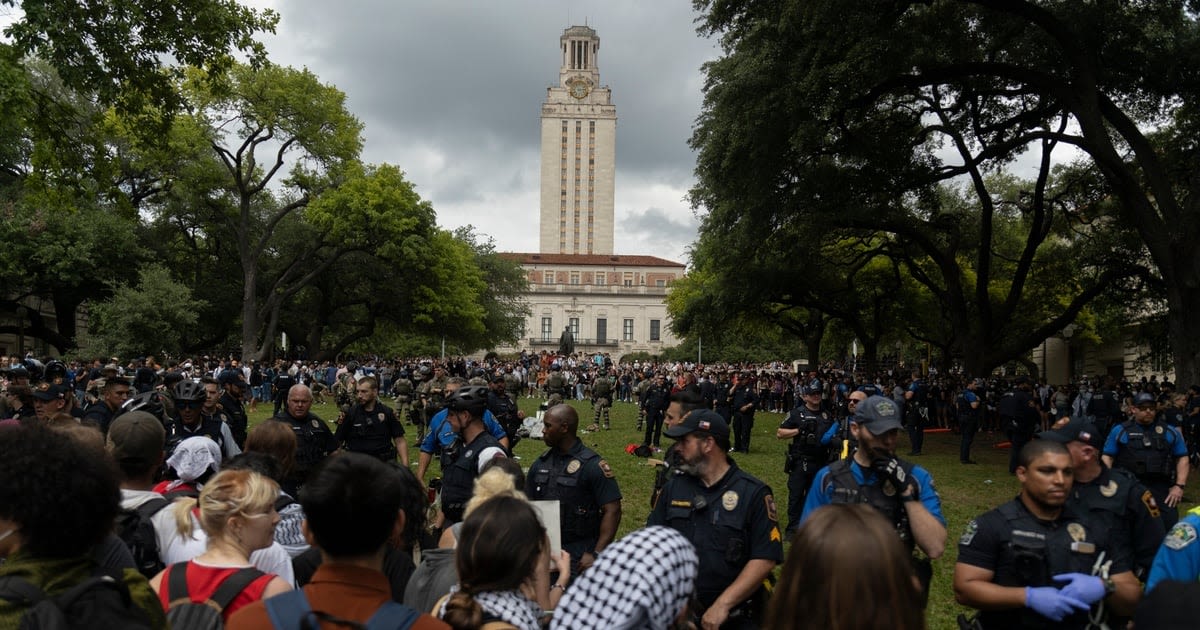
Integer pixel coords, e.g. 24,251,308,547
977,501,1102,629
1114,420,1174,481
441,431,504,523
529,447,602,545
660,466,766,606
825,459,914,552
219,393,247,434
393,379,414,401
789,408,829,460
592,377,612,399
546,373,567,394
165,417,225,453
344,404,398,459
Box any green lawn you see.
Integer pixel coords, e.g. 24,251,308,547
247,397,1194,630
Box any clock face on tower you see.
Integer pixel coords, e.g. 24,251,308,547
568,77,591,99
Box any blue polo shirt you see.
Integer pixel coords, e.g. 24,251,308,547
1103,421,1188,459
800,458,945,526
418,408,507,454
1146,507,1200,592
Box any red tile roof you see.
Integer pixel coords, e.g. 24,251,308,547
500,252,685,267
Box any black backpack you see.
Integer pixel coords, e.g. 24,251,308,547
0,570,156,630
115,497,170,579
164,563,265,630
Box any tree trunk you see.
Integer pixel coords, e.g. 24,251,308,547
1165,283,1200,388
240,263,259,362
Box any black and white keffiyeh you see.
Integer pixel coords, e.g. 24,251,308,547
551,526,699,630
437,584,541,630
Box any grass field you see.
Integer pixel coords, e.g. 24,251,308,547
247,396,1196,630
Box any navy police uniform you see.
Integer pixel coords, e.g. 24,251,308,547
271,412,337,496
647,459,783,624
1069,464,1165,581
958,498,1130,629
439,431,505,524
779,405,832,534
528,440,622,572
220,391,248,449
334,402,405,462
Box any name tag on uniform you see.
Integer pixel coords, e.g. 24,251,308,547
670,500,692,508
1070,542,1096,554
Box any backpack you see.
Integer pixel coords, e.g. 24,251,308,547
264,588,420,630
164,564,265,630
115,497,170,579
0,570,156,630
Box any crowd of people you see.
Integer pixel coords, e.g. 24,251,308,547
1,350,1199,629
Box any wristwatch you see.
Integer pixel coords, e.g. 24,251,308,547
1174,483,1186,490
901,493,919,503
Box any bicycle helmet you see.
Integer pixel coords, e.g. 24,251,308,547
444,385,489,414
173,379,206,402
121,391,169,425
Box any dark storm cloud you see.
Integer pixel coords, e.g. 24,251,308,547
252,0,716,261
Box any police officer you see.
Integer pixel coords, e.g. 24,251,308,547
334,375,408,466
414,377,509,483
802,395,946,603
1038,417,1166,582
528,404,622,578
651,390,706,509
958,379,983,464
166,379,240,459
904,373,930,456
647,410,783,630
821,389,868,460
438,385,507,525
486,374,524,450
1088,376,1122,436
272,365,296,417
1145,504,1200,592
713,370,733,423
729,372,758,454
999,377,1040,474
272,384,337,496
590,368,614,430
217,368,250,449
82,375,131,435
777,384,833,536
1102,391,1189,528
639,372,671,450
954,440,1140,628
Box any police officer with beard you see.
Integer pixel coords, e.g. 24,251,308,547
777,384,833,536
528,404,622,579
954,440,1140,628
648,410,783,630
802,395,947,605
334,375,408,466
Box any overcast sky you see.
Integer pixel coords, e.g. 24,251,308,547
238,0,719,264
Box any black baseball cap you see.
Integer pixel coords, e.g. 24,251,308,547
664,409,730,440
1038,417,1105,450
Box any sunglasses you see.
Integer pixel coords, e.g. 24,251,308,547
177,400,203,409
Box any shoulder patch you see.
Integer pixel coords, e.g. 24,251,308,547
960,519,979,546
598,459,614,479
764,494,778,522
1141,489,1161,518
1164,522,1198,550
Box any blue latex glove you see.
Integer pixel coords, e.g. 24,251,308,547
1053,572,1106,604
1025,586,1089,621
